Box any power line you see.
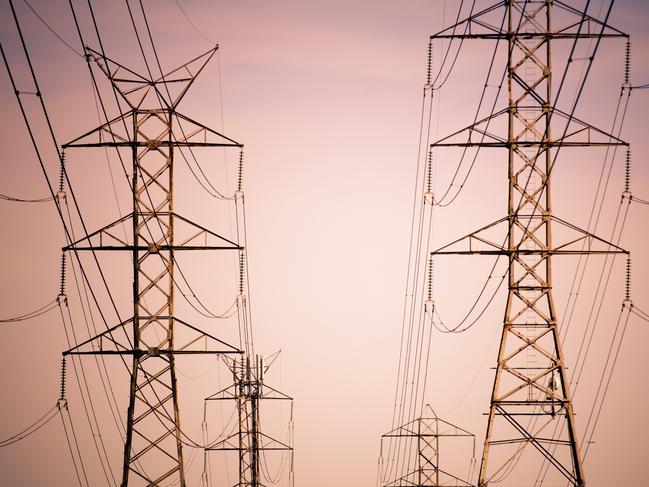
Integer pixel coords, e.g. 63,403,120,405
0,403,59,447
0,298,59,323
175,0,215,44
22,0,83,57
0,192,55,202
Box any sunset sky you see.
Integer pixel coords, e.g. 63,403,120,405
1,1,648,486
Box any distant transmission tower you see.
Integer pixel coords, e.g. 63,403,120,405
380,405,475,487
429,2,628,485
63,47,243,486
206,354,294,487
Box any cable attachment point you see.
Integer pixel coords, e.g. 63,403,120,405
425,41,433,88
624,39,631,85
424,150,434,204
236,149,245,199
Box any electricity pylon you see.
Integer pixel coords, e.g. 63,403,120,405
380,405,475,487
62,46,243,486
206,354,294,487
429,2,628,485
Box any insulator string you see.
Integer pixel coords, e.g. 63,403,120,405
426,42,432,87
237,149,244,193
624,148,630,193
239,250,246,295
60,357,67,401
59,252,67,298
625,256,631,302
624,39,631,85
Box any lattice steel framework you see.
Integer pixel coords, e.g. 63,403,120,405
206,355,293,487
381,406,475,487
429,1,628,485
63,47,243,486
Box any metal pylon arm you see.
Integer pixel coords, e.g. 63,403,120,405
63,211,241,251
430,106,627,148
85,45,220,110
431,215,627,256
207,431,292,452
62,109,242,148
63,316,242,356
430,0,627,40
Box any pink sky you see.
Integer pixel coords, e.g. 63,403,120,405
1,1,648,486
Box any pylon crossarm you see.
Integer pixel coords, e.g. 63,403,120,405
430,0,626,40
431,106,627,149
260,383,293,400
205,383,237,401
382,420,421,438
152,46,219,108
63,316,241,356
431,217,509,255
64,212,242,251
430,1,506,40
258,432,292,451
173,317,242,354
431,214,628,256
63,111,134,148
63,318,134,355
85,47,150,110
63,111,242,148
174,112,241,146
174,212,241,248
431,108,508,148
554,0,627,37
550,106,627,146
206,432,239,451
62,214,131,251
552,215,627,253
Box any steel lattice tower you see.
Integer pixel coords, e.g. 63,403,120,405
206,355,293,487
429,1,628,485
380,406,475,487
63,47,243,486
